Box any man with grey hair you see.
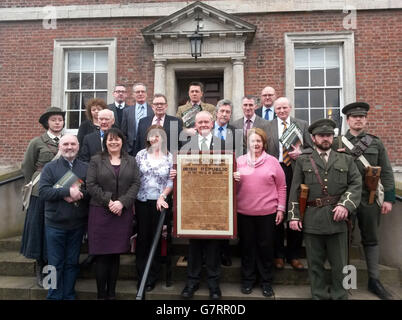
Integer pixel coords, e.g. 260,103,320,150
79,109,115,162
39,134,89,299
231,95,270,155
121,82,154,155
266,96,313,271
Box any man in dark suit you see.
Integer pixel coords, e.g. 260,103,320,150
121,83,154,155
134,93,183,156
255,86,277,120
108,84,128,128
266,97,313,271
79,109,115,162
180,111,224,300
212,99,242,267
231,95,270,155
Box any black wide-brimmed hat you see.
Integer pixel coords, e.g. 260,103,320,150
39,107,65,128
308,118,336,135
342,102,370,116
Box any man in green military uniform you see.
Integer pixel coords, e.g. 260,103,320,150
176,82,216,136
288,119,362,300
336,102,396,300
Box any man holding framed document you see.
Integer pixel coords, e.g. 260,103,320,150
174,111,233,300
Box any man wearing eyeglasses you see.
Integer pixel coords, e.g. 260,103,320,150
121,83,154,155
108,84,128,128
256,86,277,120
134,94,182,156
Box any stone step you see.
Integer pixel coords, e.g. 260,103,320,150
0,251,399,286
0,276,401,300
0,235,363,259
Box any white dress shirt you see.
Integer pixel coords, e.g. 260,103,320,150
198,133,213,150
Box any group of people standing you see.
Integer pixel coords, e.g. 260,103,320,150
19,81,395,301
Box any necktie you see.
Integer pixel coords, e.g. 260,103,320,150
53,137,59,145
218,126,224,140
201,137,209,151
245,119,251,136
138,105,145,120
118,104,122,109
320,152,327,166
156,117,162,126
264,108,271,120
282,121,291,166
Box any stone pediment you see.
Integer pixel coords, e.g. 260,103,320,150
142,1,256,43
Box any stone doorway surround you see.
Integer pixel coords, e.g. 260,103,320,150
141,1,256,120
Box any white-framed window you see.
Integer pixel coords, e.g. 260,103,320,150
51,38,117,133
285,32,356,134
65,50,108,129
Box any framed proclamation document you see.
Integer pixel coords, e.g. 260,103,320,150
173,151,237,239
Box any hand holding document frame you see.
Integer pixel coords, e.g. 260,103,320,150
279,122,303,150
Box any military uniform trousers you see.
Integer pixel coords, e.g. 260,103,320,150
304,231,348,300
354,196,382,247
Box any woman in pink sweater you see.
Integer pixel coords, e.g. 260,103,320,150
234,128,286,298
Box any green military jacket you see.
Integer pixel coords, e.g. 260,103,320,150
176,101,216,128
287,148,362,235
21,132,59,196
335,130,395,203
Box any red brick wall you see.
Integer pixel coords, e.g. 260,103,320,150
0,9,401,166
0,0,226,9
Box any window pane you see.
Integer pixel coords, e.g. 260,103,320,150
67,73,79,90
81,110,87,122
311,69,324,86
310,109,324,123
82,73,94,90
82,51,94,72
325,47,339,68
82,92,95,109
66,92,80,110
326,89,340,109
68,52,80,72
67,111,80,129
310,89,324,108
295,48,308,68
95,73,108,89
96,51,108,72
96,91,107,102
310,48,324,68
326,68,340,86
295,90,308,108
295,70,309,87
295,109,309,123
327,108,342,130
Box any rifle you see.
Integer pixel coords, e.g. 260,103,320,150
365,166,381,204
299,184,309,221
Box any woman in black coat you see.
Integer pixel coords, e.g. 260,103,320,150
86,128,140,299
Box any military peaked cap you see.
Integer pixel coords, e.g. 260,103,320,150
308,118,336,135
342,102,370,116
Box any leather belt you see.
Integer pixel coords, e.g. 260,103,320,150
307,195,341,208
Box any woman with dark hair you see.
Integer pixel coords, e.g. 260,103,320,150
86,128,140,299
20,107,65,287
135,125,174,292
234,127,286,298
77,98,108,146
